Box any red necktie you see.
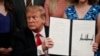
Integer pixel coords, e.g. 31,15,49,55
36,33,42,46
26,0,32,7
36,33,45,56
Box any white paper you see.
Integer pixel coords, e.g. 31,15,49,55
71,20,95,56
48,17,70,55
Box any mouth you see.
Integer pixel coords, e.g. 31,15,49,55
29,25,35,27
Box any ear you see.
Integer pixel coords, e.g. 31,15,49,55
42,17,45,24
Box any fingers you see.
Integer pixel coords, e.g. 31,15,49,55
0,47,12,55
92,43,98,52
45,38,54,48
0,48,6,52
7,47,13,52
5,47,12,53
42,37,54,51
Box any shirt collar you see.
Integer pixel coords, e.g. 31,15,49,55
32,26,46,38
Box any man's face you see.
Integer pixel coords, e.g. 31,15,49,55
26,11,45,32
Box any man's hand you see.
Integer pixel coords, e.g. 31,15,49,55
0,47,12,55
92,43,98,52
42,37,54,51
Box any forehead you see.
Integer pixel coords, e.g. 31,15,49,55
27,10,41,16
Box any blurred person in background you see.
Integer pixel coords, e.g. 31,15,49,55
44,0,71,26
0,0,17,56
64,0,100,56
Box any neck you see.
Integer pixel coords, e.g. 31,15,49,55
75,2,89,8
0,2,6,13
33,26,44,33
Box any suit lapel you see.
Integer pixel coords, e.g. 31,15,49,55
20,0,26,8
25,28,36,45
25,26,49,46
24,28,37,54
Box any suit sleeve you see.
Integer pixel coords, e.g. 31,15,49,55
12,32,37,56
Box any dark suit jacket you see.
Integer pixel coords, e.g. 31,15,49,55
34,0,45,7
12,0,26,31
12,0,45,31
11,26,63,56
11,26,49,56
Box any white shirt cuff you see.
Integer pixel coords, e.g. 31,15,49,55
37,45,45,55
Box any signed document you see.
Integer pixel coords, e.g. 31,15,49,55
48,17,70,55
71,20,95,56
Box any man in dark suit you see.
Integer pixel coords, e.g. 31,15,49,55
12,5,53,56
12,0,45,31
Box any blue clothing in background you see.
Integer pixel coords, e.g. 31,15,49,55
0,13,10,33
65,5,100,20
65,5,100,56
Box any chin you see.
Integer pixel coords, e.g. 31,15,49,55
29,27,36,30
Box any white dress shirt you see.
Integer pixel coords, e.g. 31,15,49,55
24,0,34,6
32,26,47,56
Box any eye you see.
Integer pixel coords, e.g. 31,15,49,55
32,16,35,19
32,16,37,20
